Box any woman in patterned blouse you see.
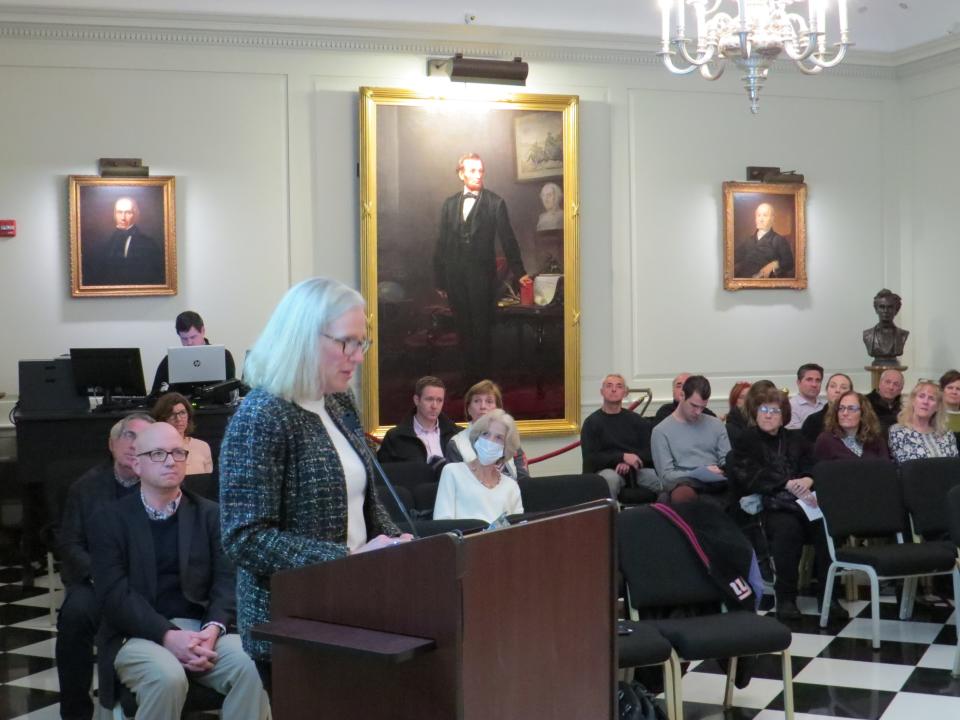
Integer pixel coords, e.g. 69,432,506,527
888,380,959,463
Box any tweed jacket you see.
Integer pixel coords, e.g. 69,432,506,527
219,388,400,661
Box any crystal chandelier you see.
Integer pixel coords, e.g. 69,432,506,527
657,0,852,113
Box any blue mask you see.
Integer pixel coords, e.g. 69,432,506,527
474,437,504,466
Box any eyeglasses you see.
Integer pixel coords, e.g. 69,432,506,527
758,405,782,415
321,333,372,356
168,410,189,420
838,404,861,413
119,430,137,441
137,449,190,463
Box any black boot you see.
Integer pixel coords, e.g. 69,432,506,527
776,595,801,621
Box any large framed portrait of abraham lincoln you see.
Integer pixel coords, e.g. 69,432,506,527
69,175,177,297
359,87,581,437
723,181,807,290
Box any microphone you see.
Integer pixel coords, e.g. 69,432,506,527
354,431,420,539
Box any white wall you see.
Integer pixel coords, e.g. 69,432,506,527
0,18,921,474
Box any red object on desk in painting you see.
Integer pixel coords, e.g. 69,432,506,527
0,220,15,237
520,282,534,306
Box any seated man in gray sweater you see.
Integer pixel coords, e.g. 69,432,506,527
651,375,731,505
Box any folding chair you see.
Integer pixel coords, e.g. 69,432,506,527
945,484,960,677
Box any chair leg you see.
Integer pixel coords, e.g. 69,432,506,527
46,551,56,627
662,658,676,720
900,576,917,620
819,563,839,628
722,656,738,708
781,650,795,720
668,650,684,720
867,569,881,649
952,567,960,678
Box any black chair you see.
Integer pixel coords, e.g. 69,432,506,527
945,485,960,678
374,483,415,525
397,518,487,537
617,505,794,719
617,621,678,720
814,459,957,648
381,462,439,494
412,482,439,514
518,474,612,512
182,471,219,503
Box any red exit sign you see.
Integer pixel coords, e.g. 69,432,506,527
0,220,15,237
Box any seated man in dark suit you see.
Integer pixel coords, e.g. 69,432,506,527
55,412,154,720
377,376,459,470
90,422,270,719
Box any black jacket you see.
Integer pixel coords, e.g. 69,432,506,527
90,489,235,709
725,427,815,499
377,411,460,464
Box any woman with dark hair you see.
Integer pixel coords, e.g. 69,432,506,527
150,392,213,474
724,381,751,448
726,383,845,622
939,370,960,435
814,391,890,461
889,381,958,463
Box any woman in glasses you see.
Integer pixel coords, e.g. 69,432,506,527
218,277,410,683
888,380,958,463
150,392,213,475
726,382,844,622
813,391,889,462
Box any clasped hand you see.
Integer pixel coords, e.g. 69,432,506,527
785,476,817,507
162,627,219,673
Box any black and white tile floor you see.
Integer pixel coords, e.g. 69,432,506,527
0,566,958,719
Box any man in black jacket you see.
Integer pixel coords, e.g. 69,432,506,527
378,376,459,471
90,422,270,718
55,412,154,720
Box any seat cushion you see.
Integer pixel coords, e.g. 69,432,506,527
617,621,673,668
836,541,957,577
646,612,791,660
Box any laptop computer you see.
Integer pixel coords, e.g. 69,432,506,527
167,345,227,385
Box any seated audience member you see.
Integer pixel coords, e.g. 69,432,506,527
724,381,752,448
151,392,213,475
889,380,959,463
725,384,846,622
651,375,730,504
653,372,716,425
786,363,825,429
867,368,904,433
580,373,664,500
434,409,524,522
149,310,237,397
814,391,890,461
939,369,960,437
56,413,154,720
90,422,271,719
445,379,529,480
377,376,459,469
801,373,853,443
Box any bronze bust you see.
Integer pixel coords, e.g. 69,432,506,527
863,289,909,366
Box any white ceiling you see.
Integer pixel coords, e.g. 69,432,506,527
1,0,958,53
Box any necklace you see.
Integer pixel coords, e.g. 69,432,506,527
470,463,500,489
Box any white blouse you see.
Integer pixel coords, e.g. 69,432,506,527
433,462,523,523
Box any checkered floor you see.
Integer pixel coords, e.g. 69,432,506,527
0,567,958,719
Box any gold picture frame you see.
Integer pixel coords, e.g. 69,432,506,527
723,181,807,290
69,175,177,297
359,87,581,437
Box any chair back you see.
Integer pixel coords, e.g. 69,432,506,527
900,457,960,536
182,472,218,503
518,474,612,512
616,506,725,609
375,483,415,524
947,484,960,547
413,482,439,512
381,461,438,493
813,459,906,538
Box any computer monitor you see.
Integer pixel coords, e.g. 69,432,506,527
70,348,147,403
167,345,227,385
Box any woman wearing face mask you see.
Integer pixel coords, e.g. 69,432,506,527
444,379,529,480
433,409,524,522
888,381,958,463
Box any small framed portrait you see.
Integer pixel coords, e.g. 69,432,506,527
514,111,564,181
723,181,806,290
68,175,177,297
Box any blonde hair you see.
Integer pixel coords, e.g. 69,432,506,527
897,381,949,434
468,408,521,461
243,277,365,401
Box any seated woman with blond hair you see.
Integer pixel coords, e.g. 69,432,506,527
814,391,890,461
888,380,959,463
445,379,529,480
434,409,524,522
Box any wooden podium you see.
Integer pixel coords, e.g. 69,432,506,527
252,501,617,720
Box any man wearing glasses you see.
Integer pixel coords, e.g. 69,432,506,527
55,413,154,720
90,422,271,719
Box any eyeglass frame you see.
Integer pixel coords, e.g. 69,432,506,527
137,449,190,463
757,405,782,415
321,333,372,356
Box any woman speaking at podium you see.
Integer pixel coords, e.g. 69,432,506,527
219,277,411,682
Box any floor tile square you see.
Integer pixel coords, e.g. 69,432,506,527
0,685,60,718
693,654,810,680
878,691,960,719
0,627,57,653
680,671,786,709
0,654,56,683
0,605,49,626
765,684,896,719
789,633,836,658
0,586,46,603
7,665,61,692
10,703,62,720
11,636,57,659
817,637,930,665
916,643,956,670
933,625,957,645
877,601,953,624
753,711,850,720
794,658,913,692
12,588,62,610
899,666,960,697
0,568,27,583
678,702,760,719
836,618,943,645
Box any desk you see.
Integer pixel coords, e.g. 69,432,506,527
13,405,235,566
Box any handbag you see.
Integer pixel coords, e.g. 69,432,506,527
618,681,667,720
